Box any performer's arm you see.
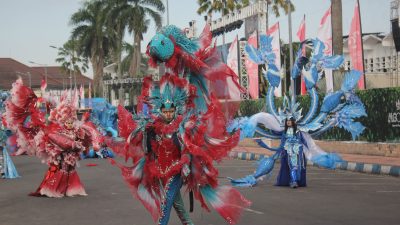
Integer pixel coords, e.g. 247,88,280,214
48,132,83,151
253,137,284,152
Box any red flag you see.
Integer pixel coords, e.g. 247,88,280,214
245,31,259,99
297,15,307,95
348,0,365,89
317,6,334,92
40,77,47,92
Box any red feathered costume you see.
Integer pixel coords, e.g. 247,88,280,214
5,79,102,197
109,74,250,225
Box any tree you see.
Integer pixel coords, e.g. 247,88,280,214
55,39,89,89
70,0,111,97
120,0,164,77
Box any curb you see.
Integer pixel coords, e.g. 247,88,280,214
228,151,400,177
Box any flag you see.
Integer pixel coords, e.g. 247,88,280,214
317,6,333,92
227,35,239,77
297,15,307,95
266,22,282,97
245,31,259,99
226,35,241,100
348,0,365,89
40,77,47,93
88,82,92,108
79,84,85,108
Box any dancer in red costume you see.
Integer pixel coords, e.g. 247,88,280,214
5,79,102,197
108,74,250,225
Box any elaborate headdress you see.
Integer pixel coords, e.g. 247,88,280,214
139,73,196,116
48,90,78,124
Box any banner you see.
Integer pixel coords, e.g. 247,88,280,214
227,35,239,77
349,0,365,89
317,6,333,92
266,22,282,97
246,31,259,99
297,15,307,95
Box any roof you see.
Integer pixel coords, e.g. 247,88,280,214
0,58,92,90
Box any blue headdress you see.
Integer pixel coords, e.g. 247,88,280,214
145,73,194,116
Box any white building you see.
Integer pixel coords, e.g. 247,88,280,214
343,32,399,88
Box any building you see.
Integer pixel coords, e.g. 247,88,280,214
0,58,92,97
343,33,399,88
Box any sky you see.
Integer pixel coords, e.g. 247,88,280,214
0,0,394,78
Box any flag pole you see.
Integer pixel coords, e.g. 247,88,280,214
358,0,366,89
287,0,295,101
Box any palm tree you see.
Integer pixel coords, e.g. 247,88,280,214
331,0,343,90
55,39,89,89
70,0,111,97
197,0,293,19
117,0,164,77
331,0,343,55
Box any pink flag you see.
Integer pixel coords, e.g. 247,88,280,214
266,22,282,97
297,15,307,95
40,77,47,92
317,6,334,92
227,35,239,77
348,0,365,89
226,35,241,100
245,31,259,99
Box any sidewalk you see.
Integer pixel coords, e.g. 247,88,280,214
230,146,400,177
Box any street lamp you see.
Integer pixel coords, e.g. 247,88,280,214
29,61,47,84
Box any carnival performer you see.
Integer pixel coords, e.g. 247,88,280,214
5,79,102,197
108,72,249,225
0,91,20,179
229,35,367,188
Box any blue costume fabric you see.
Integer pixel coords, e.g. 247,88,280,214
0,91,19,179
229,35,367,188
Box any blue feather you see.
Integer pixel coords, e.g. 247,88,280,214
322,55,345,69
311,153,343,169
266,64,281,87
341,70,362,92
245,44,264,64
321,92,344,113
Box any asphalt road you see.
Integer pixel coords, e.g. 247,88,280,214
1,156,400,225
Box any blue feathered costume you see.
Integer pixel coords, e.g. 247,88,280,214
229,36,367,188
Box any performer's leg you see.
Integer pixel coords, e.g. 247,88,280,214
173,191,194,225
158,175,182,225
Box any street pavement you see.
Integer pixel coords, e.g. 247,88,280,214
1,156,400,225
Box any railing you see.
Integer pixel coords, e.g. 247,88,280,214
210,1,267,31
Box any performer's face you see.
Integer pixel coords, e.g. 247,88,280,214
286,119,294,127
64,119,74,130
161,107,176,123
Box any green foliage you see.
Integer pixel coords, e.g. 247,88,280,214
238,87,400,142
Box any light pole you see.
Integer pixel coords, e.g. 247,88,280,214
166,0,169,25
286,0,295,101
29,61,47,84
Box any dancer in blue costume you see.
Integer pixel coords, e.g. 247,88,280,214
81,98,116,159
229,35,367,188
0,91,20,179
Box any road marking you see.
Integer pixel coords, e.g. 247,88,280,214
376,190,400,193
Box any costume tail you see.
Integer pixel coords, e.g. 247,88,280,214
200,185,251,225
